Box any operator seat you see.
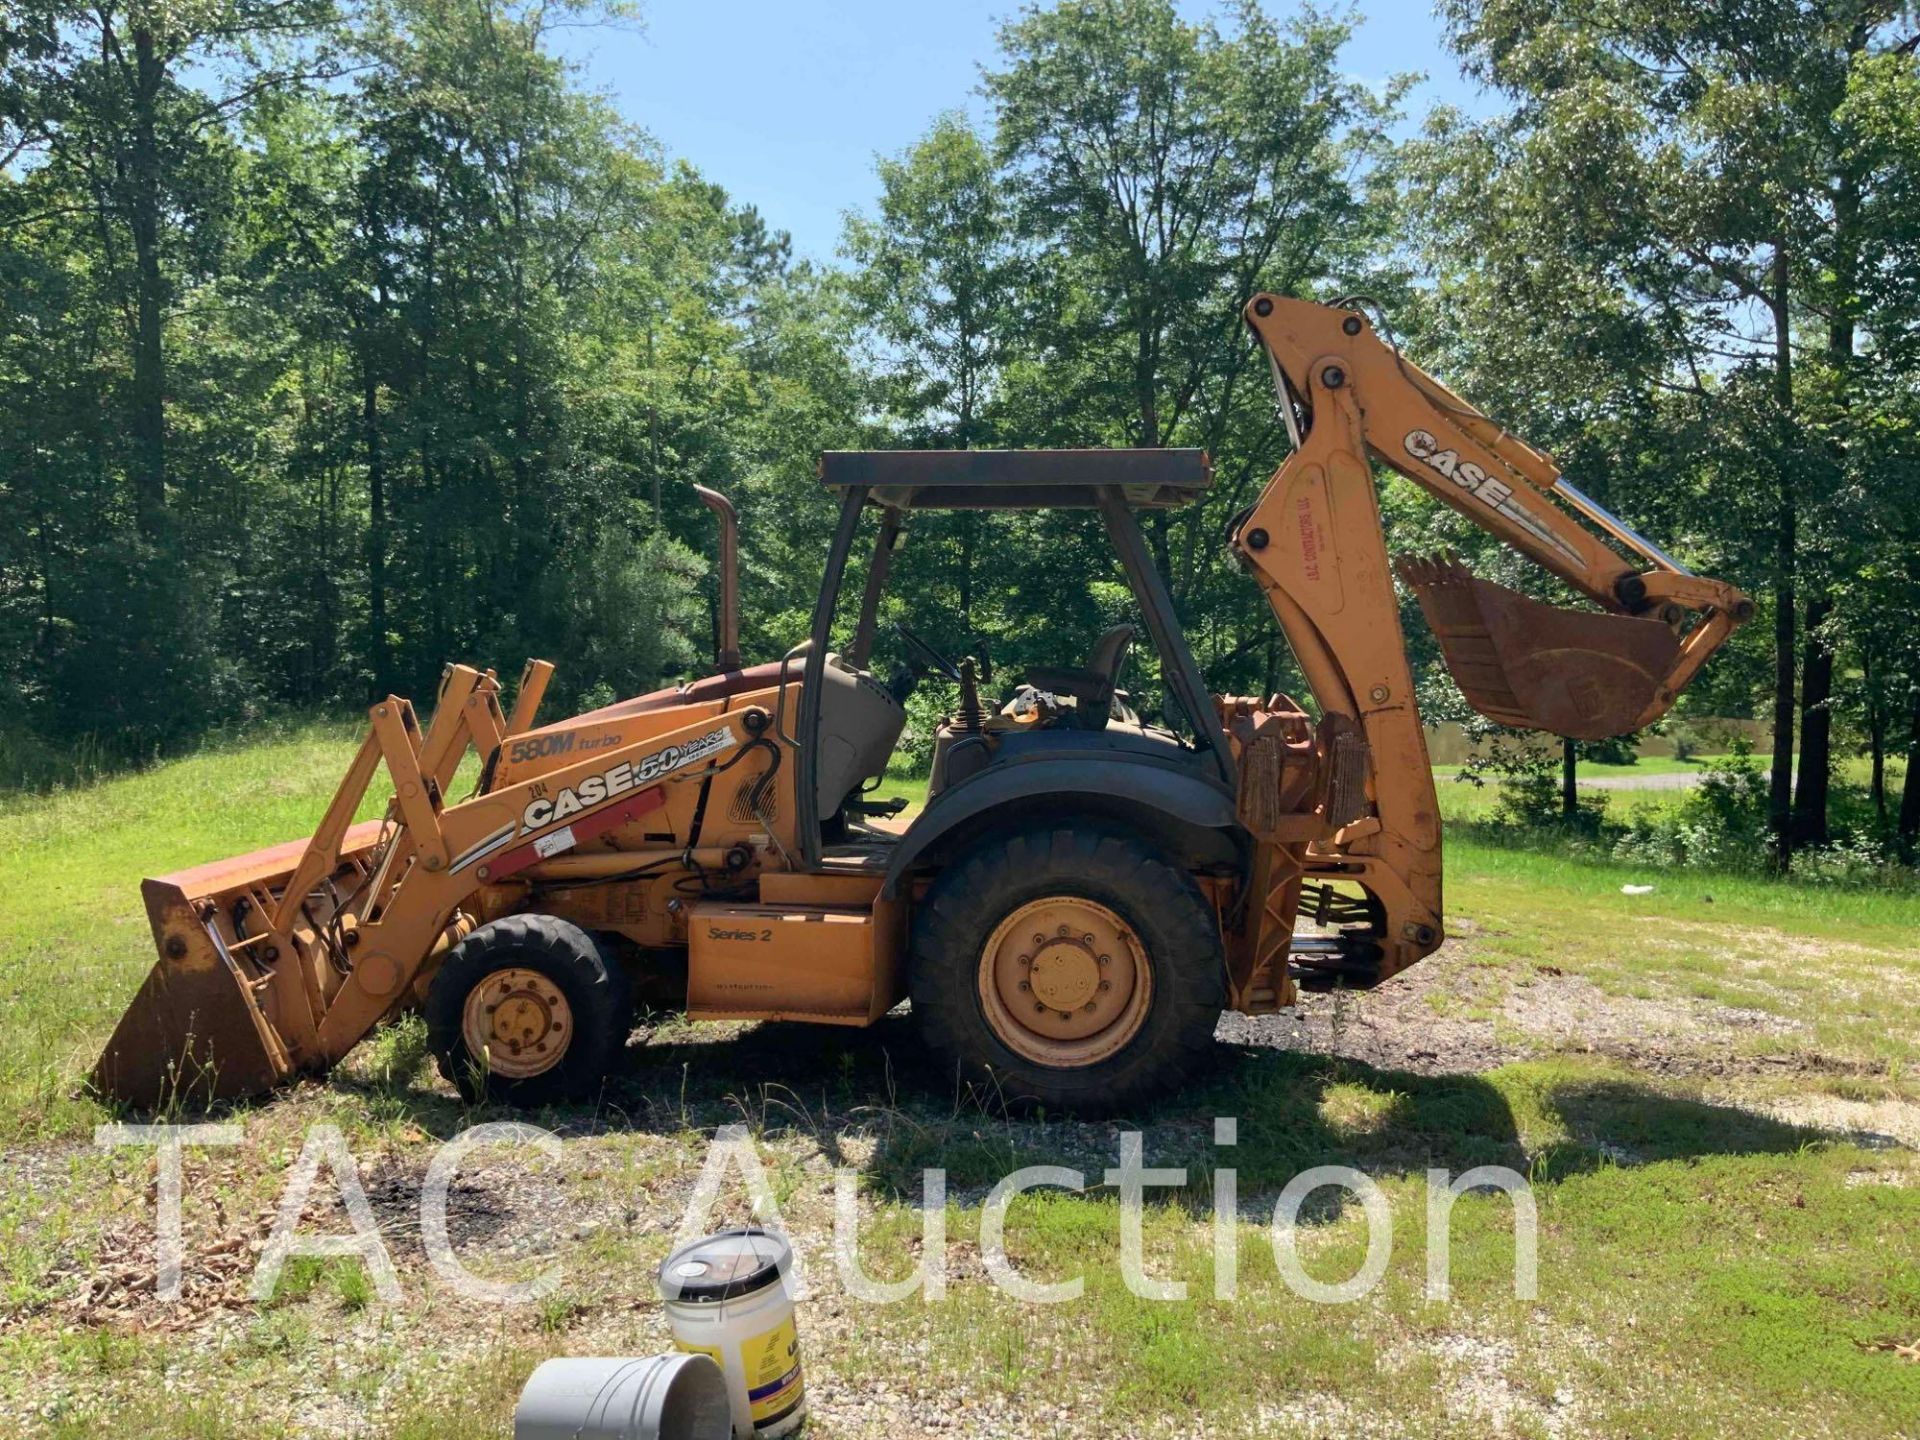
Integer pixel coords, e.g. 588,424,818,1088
1024,623,1134,731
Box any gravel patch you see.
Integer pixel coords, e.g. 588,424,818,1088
1215,939,1841,1085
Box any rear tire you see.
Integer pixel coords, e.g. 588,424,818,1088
909,824,1225,1114
426,914,631,1104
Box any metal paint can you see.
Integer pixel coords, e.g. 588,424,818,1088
657,1228,806,1439
513,1353,732,1440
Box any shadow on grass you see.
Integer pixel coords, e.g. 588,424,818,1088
130,1007,1824,1222
329,1012,1822,1202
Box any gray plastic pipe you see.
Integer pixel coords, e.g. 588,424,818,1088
515,1354,732,1440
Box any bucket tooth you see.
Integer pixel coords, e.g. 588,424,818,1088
1395,554,1681,740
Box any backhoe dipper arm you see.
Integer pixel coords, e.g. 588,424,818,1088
1227,293,1751,983
1246,296,1752,617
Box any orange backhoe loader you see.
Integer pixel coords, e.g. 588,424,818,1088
93,293,1751,1114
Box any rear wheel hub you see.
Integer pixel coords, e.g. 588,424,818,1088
978,897,1150,1067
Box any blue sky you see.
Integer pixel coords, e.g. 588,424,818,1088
556,1,1492,266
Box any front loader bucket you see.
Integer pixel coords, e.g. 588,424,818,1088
92,821,388,1109
1396,556,1681,740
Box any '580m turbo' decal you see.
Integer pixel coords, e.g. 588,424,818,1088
517,725,736,836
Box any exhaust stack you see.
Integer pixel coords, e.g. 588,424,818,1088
693,485,740,672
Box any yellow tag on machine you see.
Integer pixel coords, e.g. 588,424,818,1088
658,1229,805,1439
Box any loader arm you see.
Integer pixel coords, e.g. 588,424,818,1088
1219,293,1751,1003
93,663,786,1107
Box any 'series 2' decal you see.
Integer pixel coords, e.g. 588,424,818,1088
518,726,736,835
1403,429,1584,566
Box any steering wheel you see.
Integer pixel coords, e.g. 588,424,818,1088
891,621,964,683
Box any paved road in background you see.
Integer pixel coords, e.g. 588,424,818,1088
1578,768,1785,791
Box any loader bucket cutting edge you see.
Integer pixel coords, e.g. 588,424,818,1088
1396,556,1682,741
91,820,390,1110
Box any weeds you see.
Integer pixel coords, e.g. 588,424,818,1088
1456,734,1920,891
1612,744,1773,871
360,1017,431,1092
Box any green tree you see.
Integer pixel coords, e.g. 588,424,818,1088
1431,0,1920,865
845,113,1019,451
963,0,1403,697
843,114,1023,651
1,0,340,753
1,0,874,771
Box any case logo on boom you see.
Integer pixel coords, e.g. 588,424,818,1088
518,726,736,835
1403,429,1584,566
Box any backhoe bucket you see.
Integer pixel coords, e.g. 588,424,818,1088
1396,556,1681,740
92,822,388,1109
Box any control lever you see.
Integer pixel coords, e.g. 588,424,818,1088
956,657,985,735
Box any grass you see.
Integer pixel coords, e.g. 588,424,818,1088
878,756,932,813
1433,753,1713,780
0,722,396,1139
1434,751,1906,786
1,728,1918,1436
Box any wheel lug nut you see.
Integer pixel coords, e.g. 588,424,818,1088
1098,980,1111,992
1034,1002,1046,1014
1082,933,1094,945
1018,955,1031,966
1018,981,1030,992
1057,926,1069,937
1097,954,1110,966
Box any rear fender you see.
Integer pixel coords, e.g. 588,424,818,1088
882,758,1242,897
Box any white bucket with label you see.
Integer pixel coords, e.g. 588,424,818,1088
513,1353,732,1440
657,1228,805,1440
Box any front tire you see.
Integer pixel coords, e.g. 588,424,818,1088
426,914,631,1104
909,824,1225,1113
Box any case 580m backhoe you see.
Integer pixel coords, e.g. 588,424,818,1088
95,294,1751,1115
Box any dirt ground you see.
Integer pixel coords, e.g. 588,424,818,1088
1231,933,1839,1078
1223,930,1918,1148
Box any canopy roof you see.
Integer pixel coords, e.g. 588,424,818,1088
817,448,1213,510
